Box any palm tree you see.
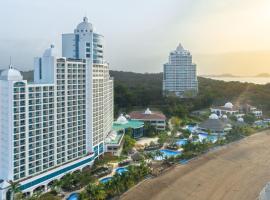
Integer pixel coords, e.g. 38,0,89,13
7,180,21,200
50,179,62,193
144,152,155,160
111,173,123,195
121,172,135,190
25,192,40,200
83,183,106,200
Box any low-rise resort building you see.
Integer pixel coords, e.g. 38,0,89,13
104,114,144,156
211,102,263,118
129,108,166,130
198,114,232,135
210,102,239,116
113,114,144,139
104,130,124,156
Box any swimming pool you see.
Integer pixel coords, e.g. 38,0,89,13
198,133,218,143
99,176,113,184
176,139,188,146
155,149,182,160
185,125,197,133
67,193,79,200
116,167,128,175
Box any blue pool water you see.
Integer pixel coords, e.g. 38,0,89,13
186,125,197,133
176,139,188,146
116,167,128,175
155,149,181,160
198,133,218,143
160,149,181,156
67,193,79,200
100,176,113,184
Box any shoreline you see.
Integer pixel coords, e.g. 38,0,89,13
121,129,270,200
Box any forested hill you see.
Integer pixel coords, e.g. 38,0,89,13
110,71,163,88
110,70,270,117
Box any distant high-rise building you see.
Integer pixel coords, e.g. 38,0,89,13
0,18,113,199
163,44,198,98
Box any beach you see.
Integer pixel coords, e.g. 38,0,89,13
121,130,270,200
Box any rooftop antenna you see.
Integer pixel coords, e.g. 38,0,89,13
83,11,89,22
9,56,13,69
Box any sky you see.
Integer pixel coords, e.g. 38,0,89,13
1,0,270,75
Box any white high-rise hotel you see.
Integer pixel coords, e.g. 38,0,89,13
163,44,198,98
0,17,113,199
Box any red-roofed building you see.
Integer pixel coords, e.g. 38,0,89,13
128,108,166,130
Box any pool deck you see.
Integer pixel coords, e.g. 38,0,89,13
121,129,270,200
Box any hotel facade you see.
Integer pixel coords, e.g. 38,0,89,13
163,44,198,98
0,17,113,199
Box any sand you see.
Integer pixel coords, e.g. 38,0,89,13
121,130,270,200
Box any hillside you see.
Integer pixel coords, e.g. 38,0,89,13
111,70,270,117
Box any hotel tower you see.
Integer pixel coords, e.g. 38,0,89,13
0,17,113,199
163,43,198,98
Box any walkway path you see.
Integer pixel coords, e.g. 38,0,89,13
121,130,270,200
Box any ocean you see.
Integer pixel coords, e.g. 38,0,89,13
204,77,270,85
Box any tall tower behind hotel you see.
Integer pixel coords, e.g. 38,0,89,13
163,44,198,98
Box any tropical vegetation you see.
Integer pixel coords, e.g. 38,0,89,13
79,162,150,200
111,71,269,119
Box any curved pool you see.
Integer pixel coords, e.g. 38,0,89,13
116,167,128,175
67,193,79,200
99,176,113,184
185,125,197,132
155,149,182,160
198,133,218,143
176,139,188,146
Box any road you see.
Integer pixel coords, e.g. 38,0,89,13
121,130,270,200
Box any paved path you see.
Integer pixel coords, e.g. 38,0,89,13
121,130,270,200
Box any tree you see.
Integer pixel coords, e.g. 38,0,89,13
38,193,61,200
171,116,181,128
81,183,106,200
59,173,81,191
50,180,61,193
157,132,169,144
144,122,156,137
226,127,244,142
122,134,136,155
243,114,256,125
143,152,155,160
179,129,191,139
7,180,21,200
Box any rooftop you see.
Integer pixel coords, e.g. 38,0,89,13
112,120,144,132
211,102,239,111
0,65,23,81
129,108,166,120
105,131,124,145
199,115,231,132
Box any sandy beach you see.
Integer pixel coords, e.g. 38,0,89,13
121,130,270,200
